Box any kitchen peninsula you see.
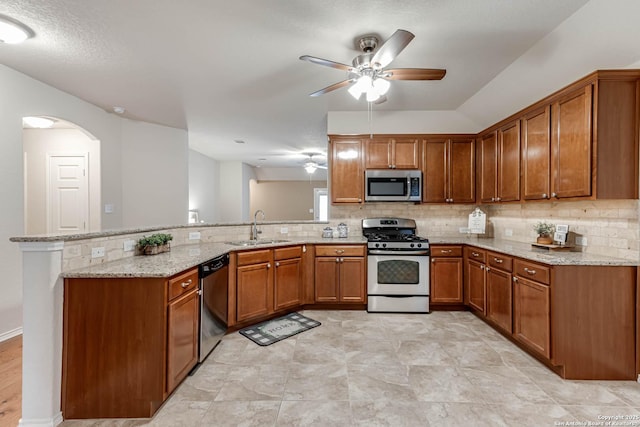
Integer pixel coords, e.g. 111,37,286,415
11,220,640,421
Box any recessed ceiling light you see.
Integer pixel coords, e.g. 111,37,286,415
234,139,245,144
113,106,125,114
23,116,55,128
0,15,33,44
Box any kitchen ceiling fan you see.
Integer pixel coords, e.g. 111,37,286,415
300,29,446,103
302,153,327,174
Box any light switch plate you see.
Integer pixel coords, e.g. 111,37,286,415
104,204,114,214
91,247,105,258
189,231,201,240
575,236,587,246
280,227,288,234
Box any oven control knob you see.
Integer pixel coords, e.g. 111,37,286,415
410,243,415,248
382,243,387,248
375,243,380,248
417,243,422,248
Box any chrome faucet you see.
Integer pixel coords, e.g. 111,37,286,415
252,210,265,241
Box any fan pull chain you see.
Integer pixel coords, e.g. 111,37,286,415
368,101,373,138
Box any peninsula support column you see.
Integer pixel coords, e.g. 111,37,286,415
18,241,65,427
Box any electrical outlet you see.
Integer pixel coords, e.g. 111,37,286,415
505,229,513,237
280,227,288,234
104,204,114,214
91,247,105,258
189,231,201,240
575,236,588,246
123,240,136,252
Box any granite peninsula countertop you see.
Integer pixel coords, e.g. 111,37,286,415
59,235,638,279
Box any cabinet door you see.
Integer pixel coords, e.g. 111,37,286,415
314,257,340,302
365,138,393,169
514,276,550,359
393,138,421,169
339,257,366,302
167,289,199,393
423,138,448,203
551,85,593,199
522,106,551,200
486,268,512,333
430,257,463,303
449,138,476,203
274,257,301,311
467,260,486,313
497,121,521,202
478,132,497,203
236,262,272,322
331,139,363,203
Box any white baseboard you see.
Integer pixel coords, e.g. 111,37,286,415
18,412,63,427
0,327,23,342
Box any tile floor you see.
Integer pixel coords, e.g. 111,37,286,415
61,310,640,427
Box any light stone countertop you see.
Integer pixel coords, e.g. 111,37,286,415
61,237,367,278
61,234,638,279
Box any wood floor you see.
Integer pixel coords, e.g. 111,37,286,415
0,335,21,427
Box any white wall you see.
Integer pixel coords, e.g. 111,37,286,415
189,149,220,223
121,120,189,227
23,128,101,234
218,162,257,222
0,64,123,340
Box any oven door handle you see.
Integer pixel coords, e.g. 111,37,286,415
368,250,430,256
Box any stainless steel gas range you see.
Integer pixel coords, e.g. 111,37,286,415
363,218,430,313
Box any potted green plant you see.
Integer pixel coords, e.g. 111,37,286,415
138,233,173,255
533,222,555,244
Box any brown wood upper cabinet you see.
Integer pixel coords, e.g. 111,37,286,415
423,137,475,204
520,71,640,201
365,137,420,169
478,121,521,203
329,137,364,204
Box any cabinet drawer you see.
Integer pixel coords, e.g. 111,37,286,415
464,246,486,263
237,249,272,266
514,259,550,285
315,245,365,257
431,245,462,257
487,251,513,272
168,268,198,301
274,245,302,260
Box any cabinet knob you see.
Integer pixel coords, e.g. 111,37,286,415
496,197,501,201
472,252,480,257
480,265,485,270
494,258,503,263
267,263,271,269
335,258,340,263
335,249,345,254
551,192,557,198
491,197,495,202
486,267,491,272
513,277,518,282
523,267,536,275
431,258,436,263
542,193,548,198
275,261,280,267
180,279,192,289
358,198,362,203
441,249,452,254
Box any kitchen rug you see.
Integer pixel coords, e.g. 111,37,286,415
239,312,321,346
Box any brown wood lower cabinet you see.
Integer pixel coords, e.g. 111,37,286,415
314,245,366,303
62,268,199,419
485,252,513,334
513,274,549,358
430,245,463,305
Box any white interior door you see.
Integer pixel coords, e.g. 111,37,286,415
313,188,328,221
47,154,89,234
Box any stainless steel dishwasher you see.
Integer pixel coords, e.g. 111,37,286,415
198,253,228,363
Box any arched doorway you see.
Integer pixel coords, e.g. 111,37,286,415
22,116,101,234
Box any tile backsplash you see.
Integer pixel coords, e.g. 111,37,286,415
331,200,640,261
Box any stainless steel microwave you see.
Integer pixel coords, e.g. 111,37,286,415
365,170,422,202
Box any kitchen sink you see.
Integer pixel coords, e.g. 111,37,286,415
225,239,290,247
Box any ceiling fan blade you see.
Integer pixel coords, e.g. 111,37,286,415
373,95,387,105
384,68,446,80
371,29,415,68
299,55,355,72
309,79,354,97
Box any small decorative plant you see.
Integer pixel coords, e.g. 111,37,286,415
533,222,554,244
138,233,173,255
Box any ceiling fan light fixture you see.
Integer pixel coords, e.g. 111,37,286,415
348,83,362,100
0,15,33,44
373,78,390,96
304,163,317,174
366,90,380,103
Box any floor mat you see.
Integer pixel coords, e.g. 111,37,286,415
239,312,321,346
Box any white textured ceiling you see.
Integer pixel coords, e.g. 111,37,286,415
1,0,590,167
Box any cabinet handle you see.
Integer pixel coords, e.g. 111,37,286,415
551,192,557,198
491,197,495,202
267,263,271,269
486,267,490,272
275,261,280,267
472,252,480,257
493,257,503,263
335,258,340,263
335,249,345,254
180,279,192,289
496,197,501,201
480,265,485,270
358,198,362,203
513,277,518,282
431,258,436,263
523,267,536,275
440,249,452,254
542,193,548,198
